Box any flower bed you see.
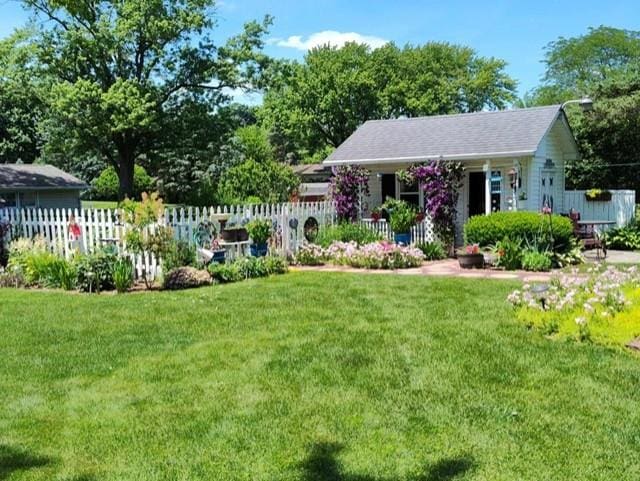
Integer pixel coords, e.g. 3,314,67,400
296,241,425,269
508,266,640,346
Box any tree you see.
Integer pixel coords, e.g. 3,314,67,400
0,29,46,164
90,165,154,200
521,26,640,105
262,42,516,162
521,26,640,190
216,159,298,205
25,0,272,199
577,71,640,192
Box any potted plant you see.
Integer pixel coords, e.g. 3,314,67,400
247,218,272,257
457,243,484,269
371,207,381,223
384,199,417,245
585,188,612,202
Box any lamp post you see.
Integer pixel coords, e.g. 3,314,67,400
561,97,593,112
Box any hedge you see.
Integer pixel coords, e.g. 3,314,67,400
464,212,574,251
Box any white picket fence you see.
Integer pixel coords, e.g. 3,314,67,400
361,218,436,244
0,201,336,278
563,190,636,227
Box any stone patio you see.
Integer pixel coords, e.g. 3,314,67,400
293,259,555,282
292,249,639,281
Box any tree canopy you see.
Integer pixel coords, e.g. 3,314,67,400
23,0,271,199
521,26,640,191
262,42,517,163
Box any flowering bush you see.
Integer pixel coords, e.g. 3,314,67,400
398,159,464,246
296,243,327,266
327,240,424,269
508,265,640,345
330,165,370,221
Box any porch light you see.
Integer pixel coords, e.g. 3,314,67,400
561,97,593,112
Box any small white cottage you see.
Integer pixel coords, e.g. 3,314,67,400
323,105,580,232
0,164,87,209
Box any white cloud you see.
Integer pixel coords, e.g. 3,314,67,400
271,30,388,51
222,87,263,106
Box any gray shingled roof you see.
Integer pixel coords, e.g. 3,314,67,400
0,164,87,191
324,105,563,165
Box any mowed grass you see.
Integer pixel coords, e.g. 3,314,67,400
1,273,640,481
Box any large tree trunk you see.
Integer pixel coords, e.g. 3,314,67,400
117,152,136,201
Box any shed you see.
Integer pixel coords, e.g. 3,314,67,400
0,164,87,209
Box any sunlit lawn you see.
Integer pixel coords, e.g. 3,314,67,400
1,272,639,480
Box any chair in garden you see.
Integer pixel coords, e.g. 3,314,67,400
569,210,606,259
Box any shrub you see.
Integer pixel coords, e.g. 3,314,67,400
295,244,326,265
493,237,523,270
163,240,198,273
604,221,640,250
75,250,118,293
91,165,154,200
163,266,211,290
262,255,288,275
217,159,299,205
246,219,272,244
121,192,174,288
465,211,574,252
521,250,553,272
113,257,134,293
208,255,288,283
415,241,446,261
8,236,48,275
208,261,242,283
315,223,382,248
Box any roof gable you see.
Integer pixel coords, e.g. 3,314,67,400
0,164,87,190
324,105,564,165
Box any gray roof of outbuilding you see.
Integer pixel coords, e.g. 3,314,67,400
324,105,563,165
0,164,88,190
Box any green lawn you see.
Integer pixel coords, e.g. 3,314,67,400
1,273,640,480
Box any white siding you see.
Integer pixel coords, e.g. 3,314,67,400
530,115,579,214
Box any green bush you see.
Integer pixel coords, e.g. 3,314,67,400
465,212,574,252
208,255,288,284
163,240,198,273
522,250,553,272
75,250,118,293
604,221,640,250
415,241,446,261
163,266,211,290
91,165,154,200
315,223,382,248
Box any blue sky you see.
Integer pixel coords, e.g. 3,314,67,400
1,0,639,98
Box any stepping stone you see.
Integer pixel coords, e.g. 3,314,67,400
491,273,519,279
626,337,640,351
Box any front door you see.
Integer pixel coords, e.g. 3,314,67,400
468,172,486,217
